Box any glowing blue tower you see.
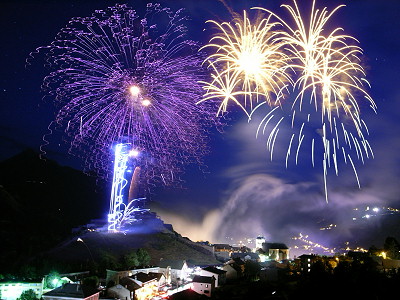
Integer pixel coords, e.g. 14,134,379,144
108,143,130,232
108,143,149,232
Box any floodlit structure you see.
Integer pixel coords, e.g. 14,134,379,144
255,236,266,251
35,3,220,232
108,143,149,232
0,280,44,300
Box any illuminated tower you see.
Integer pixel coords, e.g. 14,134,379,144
107,142,150,232
255,236,266,251
108,143,131,232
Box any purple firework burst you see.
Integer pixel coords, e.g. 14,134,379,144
35,3,219,186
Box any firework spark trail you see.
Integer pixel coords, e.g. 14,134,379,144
33,3,219,187
199,10,291,115
292,233,336,254
252,0,376,201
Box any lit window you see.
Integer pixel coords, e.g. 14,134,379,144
205,284,208,288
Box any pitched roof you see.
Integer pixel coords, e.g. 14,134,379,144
192,275,215,284
148,272,164,280
119,277,141,291
263,243,288,250
202,266,227,275
298,254,317,259
231,252,259,260
223,263,241,273
212,244,231,250
158,259,186,269
169,289,206,300
108,284,129,292
131,272,160,283
43,283,99,299
231,257,245,265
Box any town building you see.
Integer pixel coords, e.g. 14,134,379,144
212,244,232,261
42,283,99,300
107,284,132,300
191,275,215,297
230,252,260,262
255,236,266,251
262,243,290,261
0,279,44,300
106,267,168,285
296,254,319,273
115,272,166,300
158,260,191,284
168,288,205,299
222,264,238,281
200,266,226,287
222,257,247,281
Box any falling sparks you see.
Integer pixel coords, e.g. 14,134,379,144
199,10,291,116
252,0,376,201
198,1,376,201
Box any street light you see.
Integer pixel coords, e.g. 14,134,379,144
77,238,95,264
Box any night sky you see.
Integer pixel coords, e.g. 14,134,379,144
2,0,400,254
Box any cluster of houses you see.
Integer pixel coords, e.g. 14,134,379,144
0,237,292,300
211,235,290,263
9,235,400,300
3,251,400,300
103,259,240,299
1,252,266,300
38,261,232,300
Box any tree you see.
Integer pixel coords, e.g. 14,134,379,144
45,271,61,289
17,289,38,300
244,260,260,281
82,276,99,289
309,259,331,281
123,251,139,269
19,265,38,280
384,237,400,259
368,245,380,256
240,246,251,253
136,248,151,266
99,250,120,270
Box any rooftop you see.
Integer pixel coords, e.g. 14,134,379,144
43,283,99,299
202,266,227,275
192,275,215,284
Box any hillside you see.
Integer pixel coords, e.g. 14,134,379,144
41,228,218,273
0,149,107,273
0,150,218,275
